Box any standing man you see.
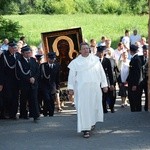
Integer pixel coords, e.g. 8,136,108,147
0,63,4,119
122,30,130,51
140,45,149,111
130,29,141,45
96,46,115,113
0,41,21,119
35,54,44,114
67,42,108,138
40,52,60,117
16,45,40,121
127,45,142,112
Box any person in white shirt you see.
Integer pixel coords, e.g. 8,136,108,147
0,38,9,51
122,30,130,51
130,29,141,45
89,39,97,54
105,38,114,57
117,51,130,107
97,36,106,47
67,42,108,138
113,42,124,65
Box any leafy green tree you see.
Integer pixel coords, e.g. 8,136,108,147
89,0,104,14
0,0,149,15
51,0,76,14
0,16,23,41
74,0,93,13
3,2,20,15
121,0,148,14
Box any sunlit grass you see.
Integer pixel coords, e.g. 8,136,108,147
3,14,148,48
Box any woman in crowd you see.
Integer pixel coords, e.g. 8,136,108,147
117,51,130,107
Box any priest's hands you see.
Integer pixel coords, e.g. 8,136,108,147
109,85,114,91
103,87,108,93
68,89,74,96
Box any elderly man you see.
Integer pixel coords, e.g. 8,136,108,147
67,42,108,138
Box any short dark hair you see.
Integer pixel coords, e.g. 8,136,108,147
20,36,25,40
125,30,129,34
143,45,148,50
118,42,123,47
80,42,89,49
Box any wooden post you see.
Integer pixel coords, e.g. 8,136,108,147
148,0,150,110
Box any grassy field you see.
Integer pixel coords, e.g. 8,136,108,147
3,14,149,48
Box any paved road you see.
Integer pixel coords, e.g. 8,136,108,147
0,96,150,150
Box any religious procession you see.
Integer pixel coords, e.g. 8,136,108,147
0,28,148,139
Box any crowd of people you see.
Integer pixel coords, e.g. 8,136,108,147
0,29,149,138
0,36,62,122
88,29,148,113
68,29,149,138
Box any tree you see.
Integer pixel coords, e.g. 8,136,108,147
0,16,23,41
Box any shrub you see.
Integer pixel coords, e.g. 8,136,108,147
51,0,76,14
100,0,120,14
3,2,20,15
89,0,103,14
0,16,23,41
74,0,93,13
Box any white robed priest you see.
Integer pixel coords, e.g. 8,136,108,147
67,42,108,138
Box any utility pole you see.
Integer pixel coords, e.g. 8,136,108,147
148,0,150,110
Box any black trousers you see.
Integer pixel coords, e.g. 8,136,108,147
140,79,148,111
0,91,4,117
20,87,39,118
128,84,141,112
37,88,43,114
102,88,116,112
3,83,19,118
42,87,55,116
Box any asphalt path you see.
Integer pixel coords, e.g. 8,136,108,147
0,96,150,150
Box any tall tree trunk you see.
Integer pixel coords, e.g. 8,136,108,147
148,0,150,110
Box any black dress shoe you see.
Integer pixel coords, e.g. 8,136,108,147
9,116,17,120
24,116,29,119
0,116,7,119
33,117,40,121
144,107,148,111
49,114,54,117
104,110,108,113
19,116,29,119
111,109,115,113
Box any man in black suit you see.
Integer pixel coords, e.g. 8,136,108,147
35,54,44,114
0,41,21,119
40,52,60,117
96,46,115,113
139,45,148,111
0,68,4,119
16,45,40,121
127,45,142,112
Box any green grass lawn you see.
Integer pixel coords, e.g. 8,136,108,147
3,14,148,48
